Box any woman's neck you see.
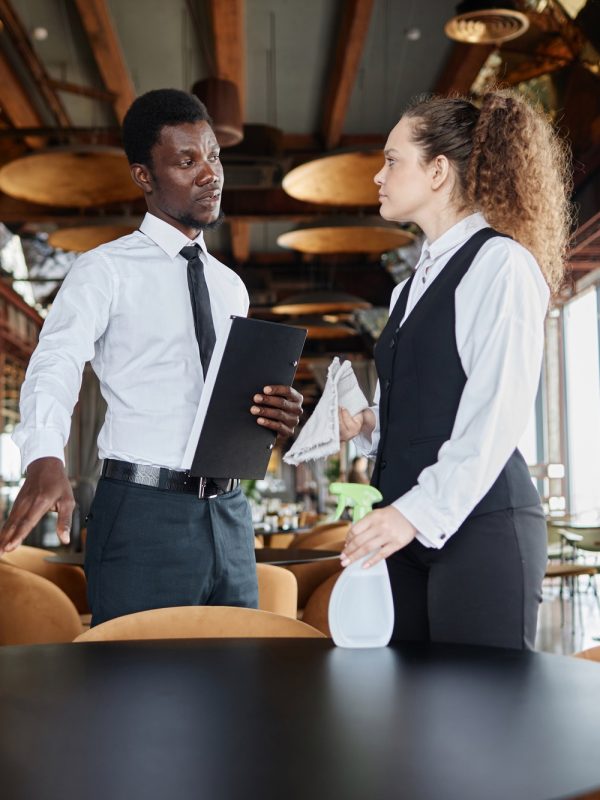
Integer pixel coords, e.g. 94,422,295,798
419,206,475,244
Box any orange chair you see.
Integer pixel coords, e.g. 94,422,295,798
573,646,600,662
285,558,342,612
74,606,326,642
301,571,343,637
289,521,350,550
256,563,298,618
1,544,89,615
0,562,84,645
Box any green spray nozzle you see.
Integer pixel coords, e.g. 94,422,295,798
329,482,383,524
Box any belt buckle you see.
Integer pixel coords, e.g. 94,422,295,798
198,477,218,499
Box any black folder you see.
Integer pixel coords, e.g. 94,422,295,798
185,316,307,479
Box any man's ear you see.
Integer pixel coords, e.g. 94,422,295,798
130,163,153,194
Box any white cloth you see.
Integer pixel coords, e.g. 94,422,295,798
284,358,368,465
13,212,249,471
354,213,549,549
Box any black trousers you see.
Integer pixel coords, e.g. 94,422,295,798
387,505,547,649
84,479,258,627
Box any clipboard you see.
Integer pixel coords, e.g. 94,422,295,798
182,316,307,479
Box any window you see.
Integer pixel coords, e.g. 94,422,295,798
563,287,600,516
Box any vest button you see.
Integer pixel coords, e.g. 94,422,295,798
389,339,396,349
385,379,391,390
381,460,387,469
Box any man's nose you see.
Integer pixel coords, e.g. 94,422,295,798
196,163,219,185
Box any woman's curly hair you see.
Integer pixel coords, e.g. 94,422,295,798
404,91,573,294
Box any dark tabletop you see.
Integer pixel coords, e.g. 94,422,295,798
1,639,600,800
46,548,340,568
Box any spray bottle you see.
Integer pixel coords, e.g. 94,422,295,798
327,482,395,648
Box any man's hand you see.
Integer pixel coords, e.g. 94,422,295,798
339,407,376,443
340,506,417,569
0,457,74,555
250,385,303,440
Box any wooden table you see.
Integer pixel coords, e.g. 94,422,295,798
1,639,600,800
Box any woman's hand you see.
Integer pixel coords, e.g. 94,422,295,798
340,506,417,569
339,407,376,443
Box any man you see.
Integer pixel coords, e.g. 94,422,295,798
0,89,302,625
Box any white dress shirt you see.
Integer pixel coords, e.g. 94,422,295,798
355,213,549,548
13,213,249,471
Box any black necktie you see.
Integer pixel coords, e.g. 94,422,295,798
180,245,216,378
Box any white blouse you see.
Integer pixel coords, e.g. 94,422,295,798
355,213,549,548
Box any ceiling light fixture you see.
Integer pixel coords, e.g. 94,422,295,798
444,2,530,44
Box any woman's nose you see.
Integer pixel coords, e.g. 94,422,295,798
374,167,384,186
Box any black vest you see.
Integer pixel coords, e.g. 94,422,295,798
372,227,540,517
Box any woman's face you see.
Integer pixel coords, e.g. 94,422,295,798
374,116,433,225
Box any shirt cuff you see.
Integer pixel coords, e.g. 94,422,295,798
18,430,66,473
392,487,455,549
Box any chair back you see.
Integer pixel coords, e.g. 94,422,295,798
0,562,84,645
74,606,326,642
301,571,343,637
573,646,600,662
285,558,342,608
256,563,298,618
290,521,350,550
1,544,89,613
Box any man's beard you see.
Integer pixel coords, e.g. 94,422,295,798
176,208,225,231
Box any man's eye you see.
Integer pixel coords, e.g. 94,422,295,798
209,153,221,162
181,160,194,167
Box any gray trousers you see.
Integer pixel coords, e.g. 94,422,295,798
387,505,548,649
84,479,258,627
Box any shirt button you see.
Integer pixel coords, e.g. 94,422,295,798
440,534,446,540
422,276,426,284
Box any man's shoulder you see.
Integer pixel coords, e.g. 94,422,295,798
85,229,144,260
206,252,246,288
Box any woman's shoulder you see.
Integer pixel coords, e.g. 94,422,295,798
470,232,549,301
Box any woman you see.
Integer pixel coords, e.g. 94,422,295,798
339,92,571,649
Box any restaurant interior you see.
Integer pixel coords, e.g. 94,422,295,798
1,2,600,797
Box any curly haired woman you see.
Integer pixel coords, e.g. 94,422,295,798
339,91,572,649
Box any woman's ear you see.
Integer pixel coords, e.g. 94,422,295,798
430,155,451,191
130,164,153,195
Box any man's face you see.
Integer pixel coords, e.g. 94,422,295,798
140,120,224,235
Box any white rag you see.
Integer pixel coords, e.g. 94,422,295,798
284,357,369,465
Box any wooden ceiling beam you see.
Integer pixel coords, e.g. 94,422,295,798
0,0,71,127
321,0,375,150
0,50,45,147
434,43,494,95
73,0,136,123
208,0,245,119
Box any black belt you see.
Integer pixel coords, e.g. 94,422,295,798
101,459,239,498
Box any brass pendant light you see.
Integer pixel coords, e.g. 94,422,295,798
445,2,530,44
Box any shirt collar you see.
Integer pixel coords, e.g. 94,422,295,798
419,212,488,264
139,212,207,260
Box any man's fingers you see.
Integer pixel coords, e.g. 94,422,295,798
56,497,74,545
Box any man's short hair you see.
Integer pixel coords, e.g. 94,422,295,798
122,89,212,166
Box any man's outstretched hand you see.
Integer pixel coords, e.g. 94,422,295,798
250,385,303,440
0,457,74,555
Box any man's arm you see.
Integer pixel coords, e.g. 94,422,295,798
0,252,114,554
